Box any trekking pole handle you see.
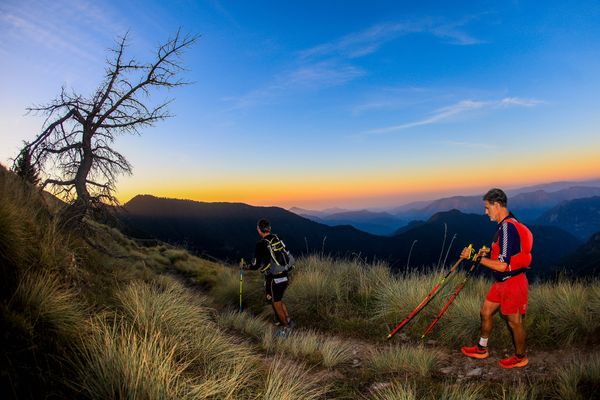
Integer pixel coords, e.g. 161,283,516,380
461,244,476,261
475,246,489,261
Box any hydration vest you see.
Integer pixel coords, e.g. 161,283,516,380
259,234,295,275
491,217,533,282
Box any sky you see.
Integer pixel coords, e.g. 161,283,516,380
1,0,600,210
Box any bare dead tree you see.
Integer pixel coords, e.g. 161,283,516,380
15,30,197,219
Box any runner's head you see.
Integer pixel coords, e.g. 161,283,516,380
257,218,271,234
483,188,508,222
483,188,507,207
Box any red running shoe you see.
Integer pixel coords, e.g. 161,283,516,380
499,354,528,369
461,344,489,359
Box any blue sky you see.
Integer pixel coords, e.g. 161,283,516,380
1,0,599,209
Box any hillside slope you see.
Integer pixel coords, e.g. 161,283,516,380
2,166,599,399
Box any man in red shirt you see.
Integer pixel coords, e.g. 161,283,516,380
460,188,533,369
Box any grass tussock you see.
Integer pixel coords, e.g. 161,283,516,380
115,279,213,339
218,311,354,368
555,352,600,400
14,271,87,342
262,356,330,400
530,281,596,345
496,383,539,400
218,310,271,340
74,318,190,399
115,279,259,395
367,344,443,377
437,383,484,400
275,329,354,368
368,381,417,400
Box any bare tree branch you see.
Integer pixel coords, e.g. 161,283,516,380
17,30,197,219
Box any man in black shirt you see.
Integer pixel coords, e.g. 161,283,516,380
243,218,291,331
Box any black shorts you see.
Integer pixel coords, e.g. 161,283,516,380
264,273,289,302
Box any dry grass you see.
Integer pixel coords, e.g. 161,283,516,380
367,344,444,377
437,384,484,400
555,352,600,400
74,317,190,399
262,356,330,400
367,381,417,400
14,271,87,342
208,252,600,348
218,311,354,368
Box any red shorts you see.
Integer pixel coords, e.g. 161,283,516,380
485,273,528,315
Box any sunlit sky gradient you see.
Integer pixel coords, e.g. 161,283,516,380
1,1,600,210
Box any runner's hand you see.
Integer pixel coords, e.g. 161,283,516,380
477,246,490,258
460,245,476,260
460,247,472,260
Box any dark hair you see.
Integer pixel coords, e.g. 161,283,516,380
257,218,271,233
483,188,507,207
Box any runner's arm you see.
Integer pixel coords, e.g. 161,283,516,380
244,241,270,271
479,257,509,272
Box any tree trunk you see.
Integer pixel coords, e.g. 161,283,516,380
73,125,94,218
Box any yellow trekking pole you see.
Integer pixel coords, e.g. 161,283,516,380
239,258,245,312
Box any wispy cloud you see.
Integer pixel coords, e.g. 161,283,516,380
225,62,365,110
0,0,127,64
351,86,438,115
499,97,545,107
0,13,97,63
363,97,543,135
226,17,483,111
299,18,483,61
298,22,420,60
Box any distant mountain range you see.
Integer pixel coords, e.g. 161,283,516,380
535,196,600,240
392,186,600,222
290,208,406,236
120,195,582,277
507,178,600,194
292,185,600,237
564,232,600,276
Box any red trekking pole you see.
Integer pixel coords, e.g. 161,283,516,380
386,245,475,340
420,246,488,339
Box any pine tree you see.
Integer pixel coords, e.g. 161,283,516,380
13,144,40,185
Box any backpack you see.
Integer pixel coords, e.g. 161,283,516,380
505,217,533,270
492,217,534,281
263,234,295,275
